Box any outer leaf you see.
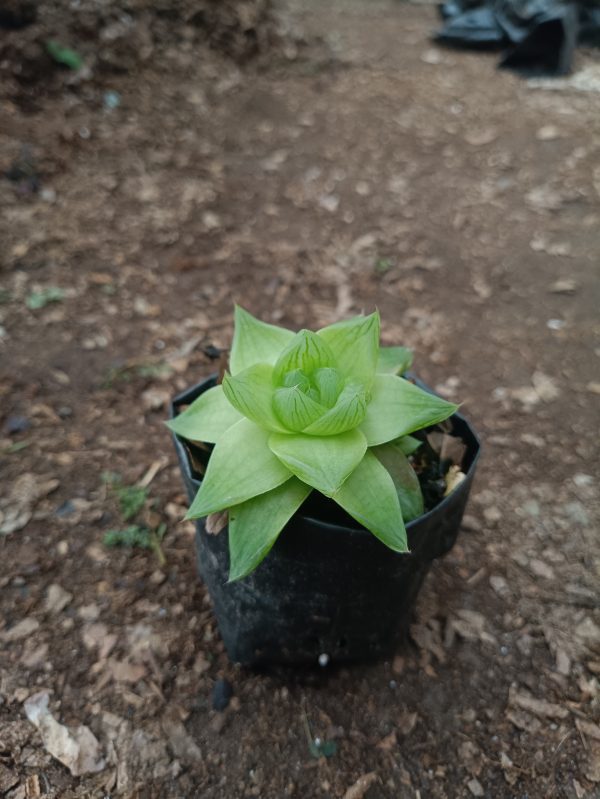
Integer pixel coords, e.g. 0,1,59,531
186,418,291,517
166,385,242,443
268,429,367,496
372,441,424,522
230,305,294,375
332,450,408,552
302,383,368,436
398,435,422,456
228,478,312,581
377,346,413,375
272,386,326,432
222,364,286,433
317,312,380,388
273,330,336,385
360,375,458,446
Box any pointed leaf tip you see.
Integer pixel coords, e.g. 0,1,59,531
230,306,295,375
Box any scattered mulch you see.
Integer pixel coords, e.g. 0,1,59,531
1,0,599,796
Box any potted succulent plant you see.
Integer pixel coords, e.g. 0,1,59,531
168,307,480,665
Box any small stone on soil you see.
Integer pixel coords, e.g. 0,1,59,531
212,679,233,712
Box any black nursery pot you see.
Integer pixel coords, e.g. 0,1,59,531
171,376,481,667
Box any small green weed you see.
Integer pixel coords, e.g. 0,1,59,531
102,361,172,388
102,472,166,564
374,257,394,274
45,40,83,70
104,523,167,566
26,287,65,310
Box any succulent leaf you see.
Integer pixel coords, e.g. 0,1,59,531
230,305,295,375
222,364,286,433
360,375,458,446
272,385,327,432
228,478,312,581
332,450,408,552
273,329,337,386
372,441,424,521
186,418,292,517
377,346,413,375
166,384,242,443
318,312,380,388
302,383,368,436
268,429,367,496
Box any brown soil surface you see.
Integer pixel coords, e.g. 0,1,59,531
1,1,599,797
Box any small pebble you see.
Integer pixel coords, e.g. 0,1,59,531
55,500,76,518
103,90,121,110
318,653,329,667
212,678,233,712
3,415,30,435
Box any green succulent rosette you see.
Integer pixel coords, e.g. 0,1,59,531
167,307,458,580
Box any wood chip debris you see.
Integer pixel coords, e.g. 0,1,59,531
508,686,569,719
1,618,40,643
446,609,497,646
576,718,600,742
467,777,484,796
343,772,378,799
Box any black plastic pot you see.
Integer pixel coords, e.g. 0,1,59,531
170,376,481,666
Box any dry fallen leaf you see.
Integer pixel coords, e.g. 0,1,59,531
532,371,560,402
376,731,397,751
44,584,73,614
549,278,577,294
427,432,467,466
444,465,466,497
106,658,147,684
162,718,202,765
206,510,228,535
24,692,105,777
398,711,418,736
0,473,60,535
141,388,170,411
82,623,117,659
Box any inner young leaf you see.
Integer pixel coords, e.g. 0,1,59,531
273,330,337,386
272,386,326,432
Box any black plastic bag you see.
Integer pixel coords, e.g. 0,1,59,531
436,0,598,76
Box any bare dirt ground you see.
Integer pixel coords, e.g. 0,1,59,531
1,1,599,797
